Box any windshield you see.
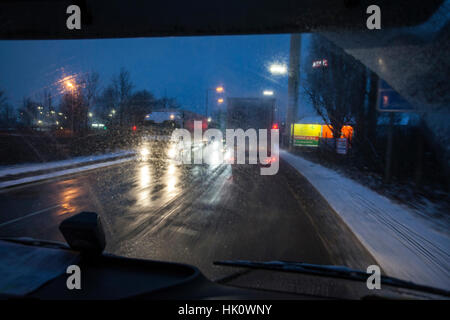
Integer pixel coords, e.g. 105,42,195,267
0,6,449,296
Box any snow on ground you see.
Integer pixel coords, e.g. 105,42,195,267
0,157,135,189
0,151,135,178
281,150,450,290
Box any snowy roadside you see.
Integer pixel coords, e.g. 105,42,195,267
280,150,450,291
0,151,136,189
0,151,135,178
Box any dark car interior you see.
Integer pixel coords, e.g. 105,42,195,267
0,0,448,301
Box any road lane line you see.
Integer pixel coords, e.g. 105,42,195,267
0,204,62,228
0,151,135,178
0,157,135,189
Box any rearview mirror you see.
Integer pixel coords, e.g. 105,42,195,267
59,212,106,254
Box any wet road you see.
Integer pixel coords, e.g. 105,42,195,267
0,142,376,280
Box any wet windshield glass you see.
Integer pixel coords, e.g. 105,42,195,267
0,8,448,293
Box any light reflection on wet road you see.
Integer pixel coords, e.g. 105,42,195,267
0,142,376,280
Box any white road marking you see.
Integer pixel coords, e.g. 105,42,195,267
170,226,198,237
0,204,62,228
0,151,135,178
0,157,135,189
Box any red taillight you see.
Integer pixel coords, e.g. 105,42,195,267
132,125,137,131
272,123,279,130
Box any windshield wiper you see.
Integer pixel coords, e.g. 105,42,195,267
214,260,450,297
0,237,70,250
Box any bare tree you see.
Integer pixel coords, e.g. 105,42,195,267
98,85,119,123
0,89,6,108
97,67,178,127
303,35,367,148
59,88,87,134
129,90,156,124
79,71,100,130
0,90,8,125
97,68,134,126
81,72,100,108
155,96,180,110
18,97,38,128
113,68,134,126
0,90,14,128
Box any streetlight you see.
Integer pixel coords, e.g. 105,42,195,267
62,77,76,136
217,98,224,104
88,112,93,117
205,85,225,118
269,63,287,75
65,80,74,89
263,90,274,96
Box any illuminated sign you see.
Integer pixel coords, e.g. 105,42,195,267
377,79,415,112
292,124,322,147
312,59,328,68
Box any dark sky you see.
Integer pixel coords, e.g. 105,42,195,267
0,34,314,119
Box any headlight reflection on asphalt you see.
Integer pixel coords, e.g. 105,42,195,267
139,164,151,188
223,147,233,163
139,144,151,161
167,145,177,158
57,181,81,215
137,164,151,207
203,141,224,166
165,163,178,193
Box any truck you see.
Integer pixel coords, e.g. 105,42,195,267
141,109,208,141
226,97,276,131
225,97,277,160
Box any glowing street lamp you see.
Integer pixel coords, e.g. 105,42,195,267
269,63,287,75
263,90,274,96
61,76,77,136
65,81,74,89
88,112,93,117
217,98,224,104
205,85,225,118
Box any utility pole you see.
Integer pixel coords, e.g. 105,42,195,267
286,34,301,149
205,89,209,118
384,112,394,183
71,87,75,136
